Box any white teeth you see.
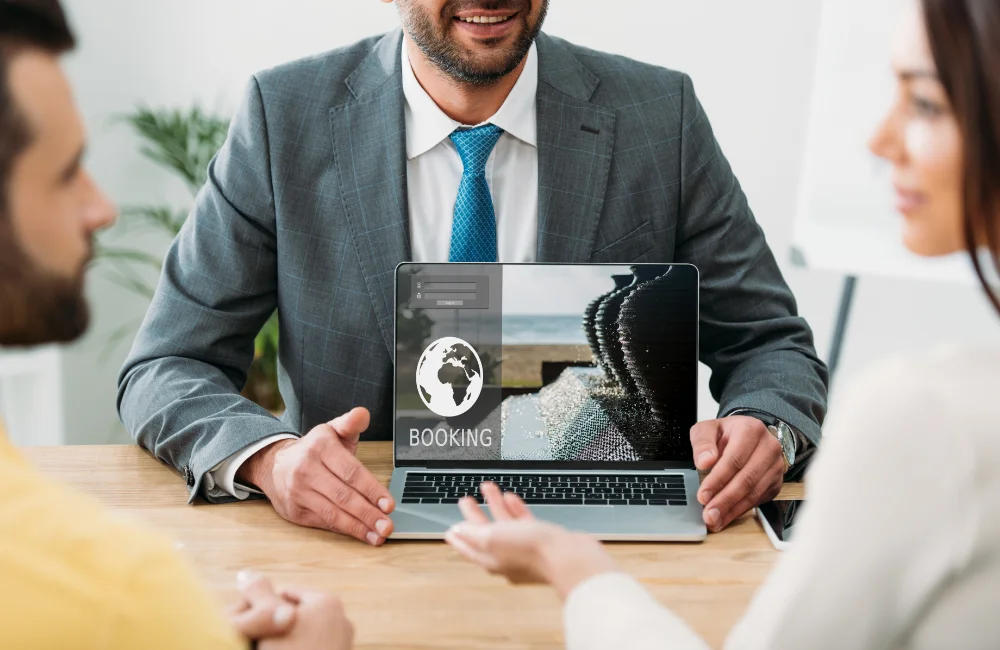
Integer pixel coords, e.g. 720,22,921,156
461,15,511,24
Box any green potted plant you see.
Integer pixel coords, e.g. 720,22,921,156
97,107,283,413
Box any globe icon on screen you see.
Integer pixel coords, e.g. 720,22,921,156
416,336,484,418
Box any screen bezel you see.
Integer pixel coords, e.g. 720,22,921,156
392,262,700,470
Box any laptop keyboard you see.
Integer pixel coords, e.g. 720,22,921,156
401,473,688,506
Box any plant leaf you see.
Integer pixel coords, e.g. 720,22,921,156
93,245,164,272
116,106,230,196
100,262,157,299
116,205,188,236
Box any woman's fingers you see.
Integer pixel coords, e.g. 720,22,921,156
481,482,514,521
445,525,498,570
446,520,566,587
458,495,491,524
503,491,534,520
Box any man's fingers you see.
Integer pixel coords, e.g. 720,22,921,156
705,440,778,522
237,571,278,599
481,482,514,521
299,490,385,546
329,407,371,454
279,589,303,606
704,444,784,532
320,444,394,515
231,572,296,639
230,599,296,640
697,424,759,504
717,430,731,459
709,476,782,533
228,598,251,616
310,470,393,540
690,420,722,471
459,496,491,524
330,406,371,436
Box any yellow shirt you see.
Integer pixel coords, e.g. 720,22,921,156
0,423,245,649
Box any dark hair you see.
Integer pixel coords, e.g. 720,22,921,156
922,0,1000,314
0,0,75,214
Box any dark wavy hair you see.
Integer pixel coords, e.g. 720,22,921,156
922,0,1000,314
0,0,75,216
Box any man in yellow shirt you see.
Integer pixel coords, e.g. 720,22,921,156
0,1,354,647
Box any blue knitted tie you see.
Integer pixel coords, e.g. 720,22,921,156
449,124,504,263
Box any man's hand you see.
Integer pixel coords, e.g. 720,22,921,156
690,415,785,533
259,588,355,650
228,571,296,640
229,571,354,650
238,407,395,546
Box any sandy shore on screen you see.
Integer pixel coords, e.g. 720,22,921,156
502,344,594,387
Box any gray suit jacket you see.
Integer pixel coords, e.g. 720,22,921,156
118,30,828,503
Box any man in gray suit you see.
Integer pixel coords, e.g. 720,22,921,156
119,0,828,545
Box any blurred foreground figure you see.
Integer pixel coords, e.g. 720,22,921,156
0,1,352,648
447,1,1000,648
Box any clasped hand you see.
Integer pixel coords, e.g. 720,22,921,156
228,571,353,650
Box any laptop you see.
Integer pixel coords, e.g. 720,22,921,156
388,263,706,541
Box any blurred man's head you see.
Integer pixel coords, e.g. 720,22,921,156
0,0,115,347
389,0,549,86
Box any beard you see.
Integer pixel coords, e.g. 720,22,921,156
399,0,549,87
0,217,90,347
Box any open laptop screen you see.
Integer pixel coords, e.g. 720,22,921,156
394,263,698,467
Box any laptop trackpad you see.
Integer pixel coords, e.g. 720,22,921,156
527,505,618,535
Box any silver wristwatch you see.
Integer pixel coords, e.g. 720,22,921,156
766,420,796,472
731,410,796,471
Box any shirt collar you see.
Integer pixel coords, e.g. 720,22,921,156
401,41,538,160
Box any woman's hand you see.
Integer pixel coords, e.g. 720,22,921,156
445,482,619,599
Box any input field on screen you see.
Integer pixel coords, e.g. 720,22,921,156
420,282,477,291
408,273,489,309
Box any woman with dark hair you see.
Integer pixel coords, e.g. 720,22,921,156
445,1,1000,648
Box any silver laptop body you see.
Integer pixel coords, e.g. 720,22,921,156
389,263,706,542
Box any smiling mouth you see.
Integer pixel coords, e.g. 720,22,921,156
894,185,928,214
456,13,517,24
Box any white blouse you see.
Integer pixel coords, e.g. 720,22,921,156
564,345,1000,650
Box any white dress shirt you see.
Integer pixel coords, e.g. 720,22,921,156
208,42,541,498
563,344,1000,650
403,41,539,263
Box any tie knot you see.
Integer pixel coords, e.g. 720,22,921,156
450,124,504,175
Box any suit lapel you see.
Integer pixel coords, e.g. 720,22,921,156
535,34,617,263
329,31,618,352
330,30,409,356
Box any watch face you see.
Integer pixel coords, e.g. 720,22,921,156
778,423,795,465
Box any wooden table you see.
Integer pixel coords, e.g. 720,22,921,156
24,443,803,650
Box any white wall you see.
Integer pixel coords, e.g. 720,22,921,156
45,0,999,445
